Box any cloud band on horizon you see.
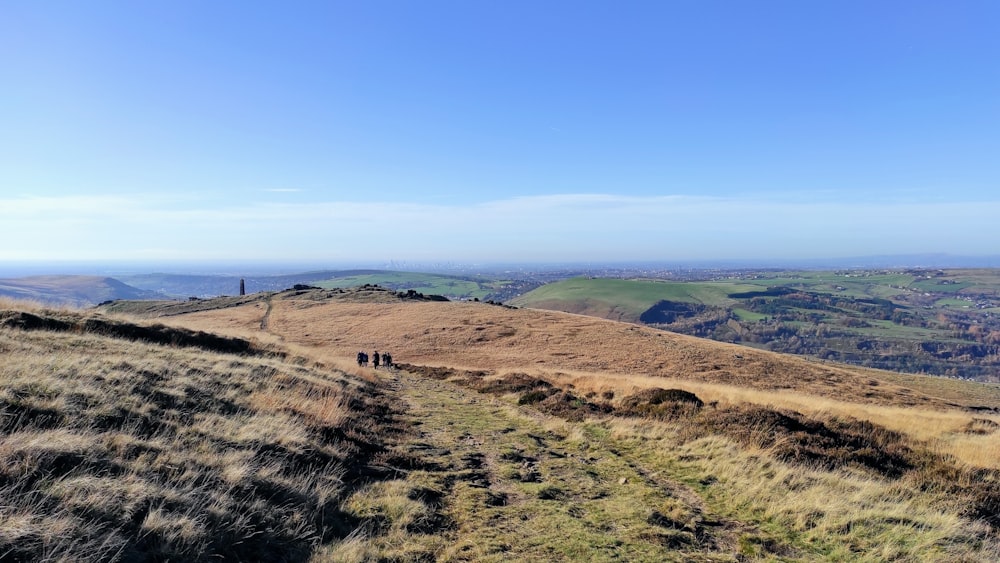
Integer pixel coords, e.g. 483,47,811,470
2,193,996,262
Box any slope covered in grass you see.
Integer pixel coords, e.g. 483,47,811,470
0,304,401,562
87,288,1000,560
511,272,1000,380
329,366,1000,561
202,287,1000,410
509,277,755,322
149,286,1000,469
0,276,163,307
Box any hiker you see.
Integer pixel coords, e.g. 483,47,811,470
383,352,392,370
357,351,364,367
372,350,380,370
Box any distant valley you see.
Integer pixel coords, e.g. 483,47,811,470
512,269,1000,382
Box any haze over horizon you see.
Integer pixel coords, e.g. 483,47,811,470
3,1,998,264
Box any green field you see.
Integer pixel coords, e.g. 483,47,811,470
936,297,974,308
509,277,760,320
732,308,769,322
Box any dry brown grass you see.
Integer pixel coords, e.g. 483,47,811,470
436,367,1000,542
0,296,46,311
97,288,1000,559
167,289,1000,456
605,421,1000,561
254,295,997,408
516,367,1000,469
0,304,400,562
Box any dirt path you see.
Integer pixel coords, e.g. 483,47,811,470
259,295,274,330
354,367,758,562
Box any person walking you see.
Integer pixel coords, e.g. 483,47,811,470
372,350,380,370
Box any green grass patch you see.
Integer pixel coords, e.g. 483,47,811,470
732,308,768,322
910,279,974,293
936,298,973,308
849,320,962,342
511,277,758,319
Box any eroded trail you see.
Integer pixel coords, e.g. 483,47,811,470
342,367,755,562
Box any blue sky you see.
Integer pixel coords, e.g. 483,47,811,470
2,1,998,264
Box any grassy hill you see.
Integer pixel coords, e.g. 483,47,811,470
3,269,522,308
0,300,400,562
511,271,1000,380
508,277,758,321
7,289,1000,560
134,286,1000,560
0,276,163,307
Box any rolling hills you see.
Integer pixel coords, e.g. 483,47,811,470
511,271,1000,381
0,276,163,307
4,287,1000,560
0,269,524,307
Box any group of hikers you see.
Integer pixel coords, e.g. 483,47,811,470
357,350,393,370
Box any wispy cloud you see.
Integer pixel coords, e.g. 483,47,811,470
2,193,997,261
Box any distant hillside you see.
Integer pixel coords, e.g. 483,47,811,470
509,277,754,322
0,275,164,307
117,269,521,301
512,272,1000,381
116,270,364,298
311,271,523,301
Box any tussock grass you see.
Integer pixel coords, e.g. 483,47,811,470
611,422,999,561
523,367,1000,470
0,296,49,312
420,366,1000,559
101,290,1000,560
0,305,400,561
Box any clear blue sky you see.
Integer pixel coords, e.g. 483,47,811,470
2,1,998,264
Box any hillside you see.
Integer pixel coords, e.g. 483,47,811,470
0,276,164,307
142,286,1000,412
118,287,1000,557
0,269,505,306
511,272,1000,381
0,301,402,561
117,269,525,301
117,270,366,298
8,289,1000,560
508,277,753,322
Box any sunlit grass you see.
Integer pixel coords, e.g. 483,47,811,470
0,303,393,561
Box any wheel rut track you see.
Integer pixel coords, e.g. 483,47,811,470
378,367,758,560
